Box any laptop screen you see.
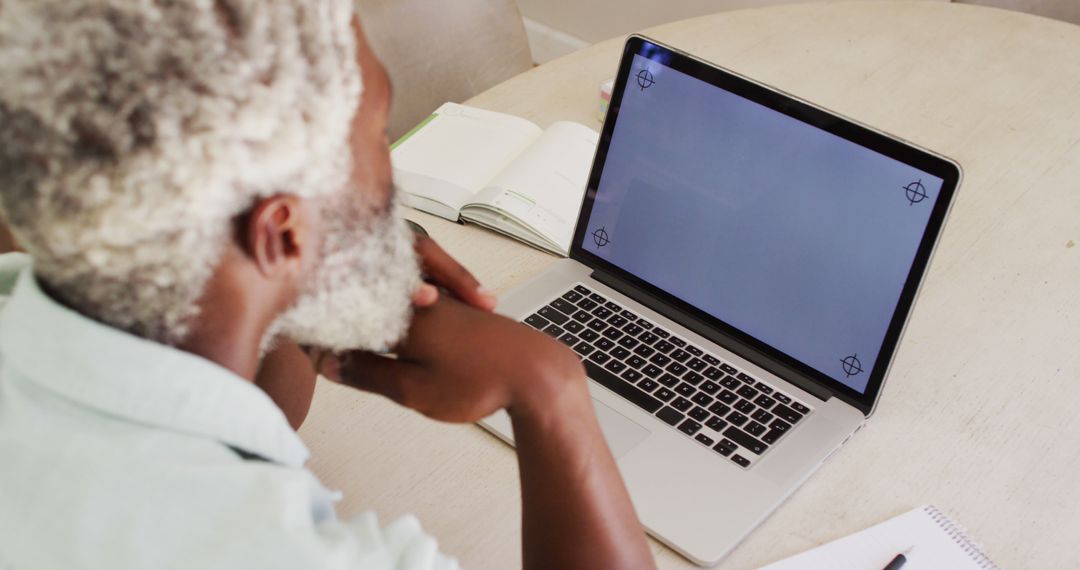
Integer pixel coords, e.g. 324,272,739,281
575,38,958,406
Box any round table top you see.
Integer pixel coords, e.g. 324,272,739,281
301,2,1080,568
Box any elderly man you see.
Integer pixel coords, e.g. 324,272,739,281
0,2,654,568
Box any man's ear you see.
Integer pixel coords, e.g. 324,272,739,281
242,195,314,279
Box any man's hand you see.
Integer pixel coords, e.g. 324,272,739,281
410,233,497,311
325,296,585,423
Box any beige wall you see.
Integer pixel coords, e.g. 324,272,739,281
517,0,1078,62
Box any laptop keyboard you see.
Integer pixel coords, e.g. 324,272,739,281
523,283,813,469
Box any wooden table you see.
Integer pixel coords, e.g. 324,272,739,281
300,2,1080,567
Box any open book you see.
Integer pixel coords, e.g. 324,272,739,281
390,102,599,256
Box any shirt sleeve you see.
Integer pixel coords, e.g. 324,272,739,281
303,510,460,570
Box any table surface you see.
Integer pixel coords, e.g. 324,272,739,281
299,2,1080,568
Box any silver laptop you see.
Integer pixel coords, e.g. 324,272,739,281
480,35,961,566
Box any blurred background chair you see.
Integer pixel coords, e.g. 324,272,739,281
356,0,534,140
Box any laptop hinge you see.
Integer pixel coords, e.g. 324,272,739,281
591,269,834,402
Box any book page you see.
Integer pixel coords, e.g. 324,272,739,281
759,506,994,570
465,121,599,254
391,103,542,215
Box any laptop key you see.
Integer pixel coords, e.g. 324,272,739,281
602,327,624,341
596,338,615,351
665,362,688,376
653,328,670,339
703,354,720,366
617,336,639,350
611,347,631,360
577,299,598,311
654,387,675,402
754,382,774,395
713,439,736,456
656,406,684,426
737,385,759,400
587,319,608,332
770,418,792,432
621,368,642,383
636,319,654,330
688,406,709,422
658,373,680,387
561,290,583,303
550,298,577,315
717,390,738,404
675,382,695,397
669,336,687,347
719,363,738,375
699,380,720,395
583,360,661,413
754,394,776,409
686,345,704,357
572,310,593,323
791,401,811,414
542,324,565,338
686,357,707,371
745,421,767,437
604,360,627,374
642,364,663,379
654,340,675,354
632,344,655,358
649,353,672,367
703,366,722,380
762,429,783,444
524,314,549,330
588,293,606,304
564,320,584,334
727,411,749,426
573,285,591,295
691,392,713,407
683,371,704,385
671,397,693,412
695,433,715,446
588,351,611,365
538,306,568,325
670,349,690,363
637,378,658,392
608,315,628,328
708,402,731,417
751,409,774,424
622,323,644,336
678,419,702,436
730,454,751,467
638,331,660,345
719,375,740,389
579,329,600,342
736,372,756,384
574,343,596,357
627,355,647,369
723,426,768,455
619,309,637,321
772,404,804,424
592,307,613,320
706,416,728,432
734,399,755,414
558,333,579,347
604,301,621,312
772,392,792,405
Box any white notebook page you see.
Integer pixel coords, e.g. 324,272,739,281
760,506,998,570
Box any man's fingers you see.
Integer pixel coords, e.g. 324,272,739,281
411,282,438,307
415,235,497,311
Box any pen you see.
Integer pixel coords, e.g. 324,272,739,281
881,547,912,570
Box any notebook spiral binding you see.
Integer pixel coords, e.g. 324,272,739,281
924,505,1000,570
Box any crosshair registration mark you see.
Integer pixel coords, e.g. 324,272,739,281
904,179,927,206
840,354,863,378
592,226,610,247
635,68,655,91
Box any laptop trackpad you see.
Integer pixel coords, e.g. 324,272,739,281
592,398,651,458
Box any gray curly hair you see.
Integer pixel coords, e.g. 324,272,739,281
0,0,362,344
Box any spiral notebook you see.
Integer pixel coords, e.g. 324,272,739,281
760,505,999,570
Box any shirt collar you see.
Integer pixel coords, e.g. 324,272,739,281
0,264,309,467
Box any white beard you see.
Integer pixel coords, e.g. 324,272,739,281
267,191,420,353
